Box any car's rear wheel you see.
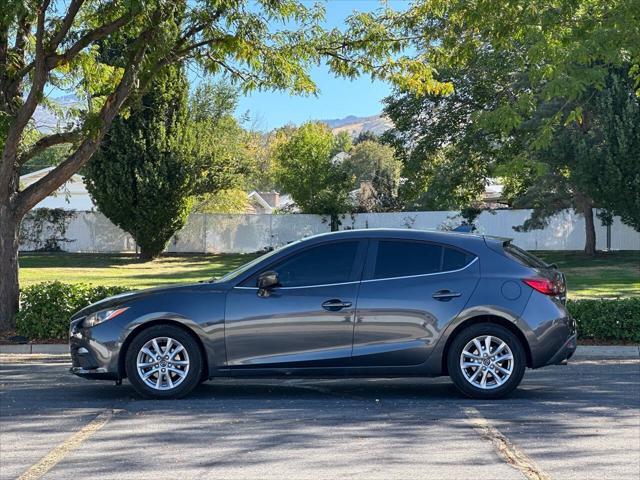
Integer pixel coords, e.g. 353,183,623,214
125,324,203,399
447,323,526,399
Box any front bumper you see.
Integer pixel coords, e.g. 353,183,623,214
69,318,121,381
69,366,117,380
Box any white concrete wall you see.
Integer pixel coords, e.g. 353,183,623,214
341,210,640,251
19,209,640,253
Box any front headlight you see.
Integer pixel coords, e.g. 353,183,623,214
82,307,129,328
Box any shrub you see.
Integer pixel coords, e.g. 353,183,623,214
16,282,130,340
567,298,640,342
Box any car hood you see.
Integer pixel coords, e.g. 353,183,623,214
70,282,227,320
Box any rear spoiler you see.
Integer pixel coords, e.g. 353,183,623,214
453,224,476,233
484,235,513,245
484,236,557,269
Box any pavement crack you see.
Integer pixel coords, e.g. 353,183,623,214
463,406,551,480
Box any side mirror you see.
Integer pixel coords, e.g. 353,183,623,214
257,271,279,296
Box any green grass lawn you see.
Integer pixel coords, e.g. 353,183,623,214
535,251,639,299
18,250,639,299
19,252,259,290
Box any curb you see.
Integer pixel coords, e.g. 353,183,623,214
0,344,69,354
1,344,639,358
573,345,640,359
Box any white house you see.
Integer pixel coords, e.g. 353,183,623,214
20,167,95,210
247,191,295,214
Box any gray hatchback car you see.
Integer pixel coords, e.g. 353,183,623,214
69,229,577,399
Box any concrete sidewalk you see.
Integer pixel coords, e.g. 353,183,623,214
1,343,639,358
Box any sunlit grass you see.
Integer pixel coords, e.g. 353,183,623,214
535,251,639,299
19,252,261,290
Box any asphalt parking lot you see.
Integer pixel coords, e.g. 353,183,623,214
1,354,638,480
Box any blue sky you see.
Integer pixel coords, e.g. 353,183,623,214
232,0,409,131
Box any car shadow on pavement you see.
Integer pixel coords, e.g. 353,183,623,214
1,360,639,479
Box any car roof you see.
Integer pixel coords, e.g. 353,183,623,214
297,228,489,251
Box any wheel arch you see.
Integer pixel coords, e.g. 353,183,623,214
440,315,533,375
118,319,209,379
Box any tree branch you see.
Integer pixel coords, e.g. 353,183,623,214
46,12,133,70
18,131,82,166
0,0,50,201
15,20,157,216
48,0,86,50
137,36,224,93
2,16,33,108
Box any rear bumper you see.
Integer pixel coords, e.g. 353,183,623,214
544,333,577,366
520,291,578,368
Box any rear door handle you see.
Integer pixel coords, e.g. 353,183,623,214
432,290,462,301
321,299,353,311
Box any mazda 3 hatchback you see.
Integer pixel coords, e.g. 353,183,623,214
69,229,577,399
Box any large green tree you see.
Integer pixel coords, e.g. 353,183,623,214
273,122,352,229
0,0,436,329
383,0,640,253
187,82,253,199
84,65,191,259
513,69,640,239
382,53,505,212
343,140,402,212
190,82,255,215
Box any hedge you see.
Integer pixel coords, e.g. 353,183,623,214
14,281,640,342
567,298,640,343
16,281,129,340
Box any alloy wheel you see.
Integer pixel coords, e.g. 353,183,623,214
459,335,514,389
136,337,190,391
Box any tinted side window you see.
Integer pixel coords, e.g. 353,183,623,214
374,241,442,279
443,247,474,271
255,241,360,287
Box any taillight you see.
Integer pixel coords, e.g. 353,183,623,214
522,277,565,296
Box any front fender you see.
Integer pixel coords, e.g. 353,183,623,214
117,312,224,378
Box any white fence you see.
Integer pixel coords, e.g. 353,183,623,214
19,209,640,253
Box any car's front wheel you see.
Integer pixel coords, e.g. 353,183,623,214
125,324,203,399
447,323,526,399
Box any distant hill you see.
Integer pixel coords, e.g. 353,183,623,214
35,96,394,139
320,114,393,137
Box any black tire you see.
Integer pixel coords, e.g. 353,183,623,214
125,324,203,399
447,323,526,399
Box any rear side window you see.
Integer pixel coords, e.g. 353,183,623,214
504,243,549,269
374,241,441,279
443,247,471,271
374,240,475,279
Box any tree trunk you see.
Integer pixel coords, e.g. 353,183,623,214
0,206,20,331
139,248,157,261
583,202,596,256
330,214,340,232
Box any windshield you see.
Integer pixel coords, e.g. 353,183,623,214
214,240,302,283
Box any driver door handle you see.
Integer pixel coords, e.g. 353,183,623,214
321,299,352,311
432,290,462,300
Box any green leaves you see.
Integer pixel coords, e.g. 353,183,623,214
16,281,129,340
273,122,352,218
399,0,640,137
84,62,192,259
568,298,640,342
